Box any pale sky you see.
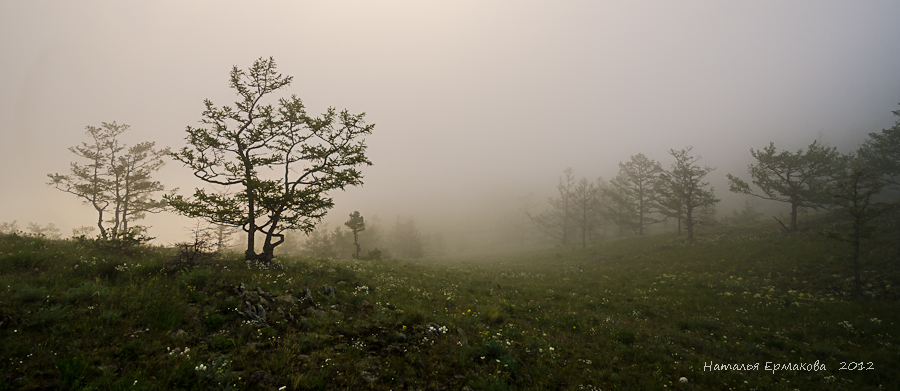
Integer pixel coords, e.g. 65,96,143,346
2,1,900,244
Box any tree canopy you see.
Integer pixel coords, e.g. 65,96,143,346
167,57,373,262
727,141,843,232
47,122,168,239
602,153,662,236
658,147,719,240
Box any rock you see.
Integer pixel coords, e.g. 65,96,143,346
462,386,474,391
244,301,267,324
274,294,297,304
301,287,316,306
457,327,468,346
321,285,336,298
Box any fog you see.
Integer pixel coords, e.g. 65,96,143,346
2,1,900,249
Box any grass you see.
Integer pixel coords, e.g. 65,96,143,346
1,217,898,390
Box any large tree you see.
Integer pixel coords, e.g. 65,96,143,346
167,57,373,262
603,153,663,236
727,141,843,232
48,122,168,239
658,147,719,240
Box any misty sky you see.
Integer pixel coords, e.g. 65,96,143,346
2,1,900,244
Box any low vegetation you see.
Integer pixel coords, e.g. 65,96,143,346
1,214,898,390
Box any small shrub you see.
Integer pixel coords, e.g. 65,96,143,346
57,355,89,389
63,281,108,303
27,305,67,328
204,314,225,330
0,252,44,273
363,249,383,261
12,285,47,304
210,335,233,351
615,329,637,345
481,306,504,325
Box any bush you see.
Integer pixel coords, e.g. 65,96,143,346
12,285,47,304
0,252,44,273
204,314,225,330
64,281,108,304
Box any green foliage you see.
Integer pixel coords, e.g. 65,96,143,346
204,313,226,330
166,57,373,262
2,216,898,390
728,140,844,232
47,121,168,239
658,146,720,240
0,252,44,273
860,104,900,187
603,153,663,236
345,211,366,259
63,281,108,303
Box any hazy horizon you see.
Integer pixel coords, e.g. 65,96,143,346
3,2,899,247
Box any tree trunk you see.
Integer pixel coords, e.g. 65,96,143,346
790,202,798,233
353,231,361,259
853,214,862,296
686,206,694,241
245,181,257,261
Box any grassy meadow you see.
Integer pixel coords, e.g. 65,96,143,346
1,218,898,390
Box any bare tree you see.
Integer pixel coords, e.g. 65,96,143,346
571,178,599,248
528,167,576,245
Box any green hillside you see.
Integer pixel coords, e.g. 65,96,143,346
1,219,898,390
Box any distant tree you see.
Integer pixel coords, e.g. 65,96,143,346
727,141,844,233
826,153,887,296
516,192,538,246
26,222,61,239
0,221,19,235
727,200,764,226
390,216,424,259
302,223,337,259
166,57,373,262
859,104,900,188
47,122,168,239
603,153,663,236
655,171,684,235
358,214,386,257
72,226,96,238
344,211,366,259
528,167,576,245
571,178,600,248
659,147,720,241
213,224,239,252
